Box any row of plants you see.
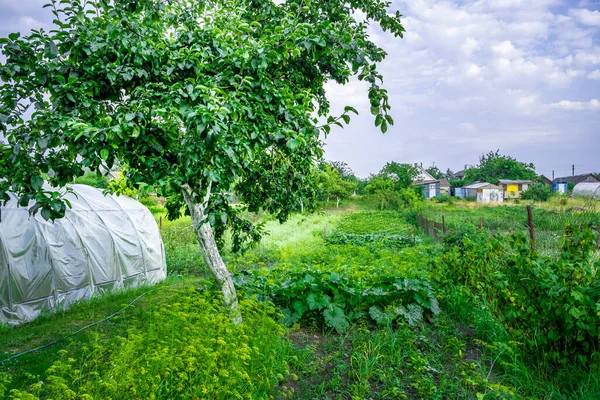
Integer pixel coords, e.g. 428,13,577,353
2,284,292,399
435,224,600,364
234,264,440,333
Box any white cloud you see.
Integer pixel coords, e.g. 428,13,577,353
549,99,600,110
588,69,600,79
575,48,600,65
492,40,520,57
459,122,477,132
569,8,600,26
461,37,480,56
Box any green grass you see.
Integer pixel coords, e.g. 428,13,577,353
3,201,599,399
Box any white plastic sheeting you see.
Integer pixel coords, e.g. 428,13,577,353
572,182,600,200
0,184,166,325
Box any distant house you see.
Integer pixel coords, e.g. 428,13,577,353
415,181,440,199
496,179,533,199
538,175,552,185
456,182,504,203
453,170,465,180
439,179,451,195
412,164,437,184
553,173,599,186
412,164,440,198
552,182,568,194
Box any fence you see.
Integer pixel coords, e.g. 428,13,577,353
417,205,600,255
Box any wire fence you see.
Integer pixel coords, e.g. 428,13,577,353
417,201,600,256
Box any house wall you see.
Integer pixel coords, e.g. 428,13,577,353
477,189,504,203
552,182,568,194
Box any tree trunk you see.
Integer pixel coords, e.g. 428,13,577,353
182,184,242,324
336,197,340,208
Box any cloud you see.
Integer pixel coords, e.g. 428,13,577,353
549,99,600,110
588,69,600,79
492,40,520,58
569,8,600,26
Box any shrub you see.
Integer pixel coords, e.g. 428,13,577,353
521,183,552,201
431,194,454,204
73,172,109,188
234,264,439,333
437,225,600,363
10,287,291,399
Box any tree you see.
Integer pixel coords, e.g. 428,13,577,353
364,175,397,209
380,162,419,190
327,160,356,182
0,0,404,319
521,183,552,202
317,164,355,207
425,165,443,180
464,151,536,184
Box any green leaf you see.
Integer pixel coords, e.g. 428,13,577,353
306,293,329,310
40,208,52,221
344,106,358,115
380,120,388,133
31,176,44,191
375,114,382,127
132,125,140,138
45,41,58,58
125,113,136,121
323,304,349,333
100,149,109,160
8,33,20,40
286,138,300,151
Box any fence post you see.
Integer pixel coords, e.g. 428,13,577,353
478,217,483,231
527,205,535,251
159,216,163,230
442,215,447,234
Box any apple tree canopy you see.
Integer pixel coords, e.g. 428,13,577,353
0,0,404,248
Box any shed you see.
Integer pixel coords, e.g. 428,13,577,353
552,182,568,194
461,182,504,203
496,180,532,199
571,182,600,200
414,180,440,199
0,184,166,325
439,179,451,195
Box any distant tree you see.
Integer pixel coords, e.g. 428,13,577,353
521,183,552,202
380,162,419,189
318,164,355,207
425,165,443,180
364,175,397,209
464,151,536,184
327,161,356,181
449,179,467,188
445,168,455,179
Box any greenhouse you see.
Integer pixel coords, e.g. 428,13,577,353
0,184,166,325
572,182,600,200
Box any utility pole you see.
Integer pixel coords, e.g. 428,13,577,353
552,170,554,180
572,164,575,176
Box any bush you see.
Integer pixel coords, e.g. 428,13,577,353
234,264,439,333
521,183,552,201
73,172,109,188
437,225,600,363
431,194,454,204
10,287,291,399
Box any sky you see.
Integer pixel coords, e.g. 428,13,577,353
1,0,599,180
